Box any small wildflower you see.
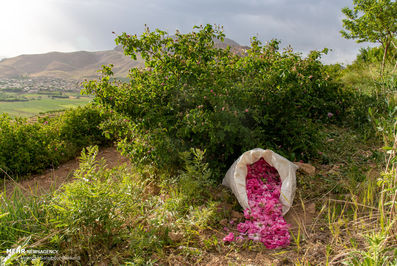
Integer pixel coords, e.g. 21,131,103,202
327,112,334,118
223,232,234,242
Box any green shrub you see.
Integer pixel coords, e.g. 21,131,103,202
84,24,354,177
148,148,222,252
41,146,227,263
57,104,110,150
177,148,213,203
0,104,111,178
0,114,59,176
47,146,161,263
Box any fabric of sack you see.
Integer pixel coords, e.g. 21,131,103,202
222,148,298,215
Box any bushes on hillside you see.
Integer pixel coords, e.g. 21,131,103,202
83,24,355,176
0,104,111,178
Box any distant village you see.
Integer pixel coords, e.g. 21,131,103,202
0,77,82,93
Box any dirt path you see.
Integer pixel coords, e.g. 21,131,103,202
3,146,130,197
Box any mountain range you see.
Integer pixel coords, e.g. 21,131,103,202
0,38,245,80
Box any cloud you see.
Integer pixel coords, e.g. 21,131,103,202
0,0,373,63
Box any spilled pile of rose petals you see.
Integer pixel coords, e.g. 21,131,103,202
223,158,290,249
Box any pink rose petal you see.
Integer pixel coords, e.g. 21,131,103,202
224,158,290,249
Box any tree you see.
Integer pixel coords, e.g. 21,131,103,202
340,0,397,76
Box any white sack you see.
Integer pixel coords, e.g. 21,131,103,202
222,148,298,215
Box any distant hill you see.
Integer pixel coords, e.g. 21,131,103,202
0,48,143,80
0,38,246,80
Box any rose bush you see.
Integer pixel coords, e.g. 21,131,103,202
84,24,353,177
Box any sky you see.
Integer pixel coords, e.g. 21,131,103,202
0,0,376,65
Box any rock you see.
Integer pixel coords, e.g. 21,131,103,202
294,162,316,176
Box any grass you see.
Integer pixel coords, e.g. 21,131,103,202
341,61,397,96
0,96,91,117
0,120,396,265
0,183,51,266
291,122,396,264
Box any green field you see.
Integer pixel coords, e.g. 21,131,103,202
0,96,92,117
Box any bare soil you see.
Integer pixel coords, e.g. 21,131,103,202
2,146,130,197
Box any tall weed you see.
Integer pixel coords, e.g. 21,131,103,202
46,146,157,262
0,188,48,250
327,127,397,264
